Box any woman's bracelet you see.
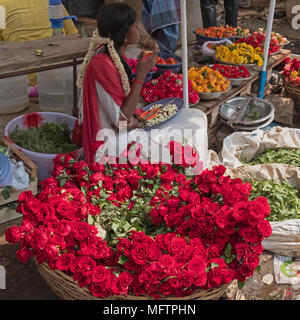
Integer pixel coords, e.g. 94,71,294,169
132,78,144,85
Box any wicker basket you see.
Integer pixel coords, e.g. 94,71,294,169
34,259,230,301
284,82,300,111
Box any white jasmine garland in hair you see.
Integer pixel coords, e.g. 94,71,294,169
77,29,130,96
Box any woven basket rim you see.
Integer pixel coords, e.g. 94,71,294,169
34,258,230,301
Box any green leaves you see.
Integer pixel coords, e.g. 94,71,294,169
222,242,236,264
244,148,300,167
9,122,78,154
249,179,300,222
238,281,245,290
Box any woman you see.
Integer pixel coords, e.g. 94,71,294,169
77,3,208,168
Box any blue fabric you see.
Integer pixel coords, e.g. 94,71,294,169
142,0,181,54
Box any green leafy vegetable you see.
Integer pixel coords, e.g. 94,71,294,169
244,148,300,167
249,179,300,222
10,122,77,154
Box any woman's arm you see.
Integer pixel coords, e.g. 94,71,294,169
121,50,157,120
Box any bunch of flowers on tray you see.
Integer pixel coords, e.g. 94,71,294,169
211,64,250,79
281,57,300,86
140,70,199,104
236,29,286,55
6,142,272,299
188,66,231,93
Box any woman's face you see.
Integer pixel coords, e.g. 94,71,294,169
126,21,140,45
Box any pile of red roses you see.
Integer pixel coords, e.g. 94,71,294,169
281,57,300,86
236,30,280,55
141,70,200,104
211,64,250,79
6,142,272,299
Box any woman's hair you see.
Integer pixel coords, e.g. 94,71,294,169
96,3,137,81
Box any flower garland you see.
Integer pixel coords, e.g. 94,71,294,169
6,142,272,299
77,29,131,96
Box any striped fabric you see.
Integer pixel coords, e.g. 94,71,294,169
142,0,181,53
0,0,77,42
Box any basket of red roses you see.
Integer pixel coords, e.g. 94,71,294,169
6,141,272,300
281,57,300,111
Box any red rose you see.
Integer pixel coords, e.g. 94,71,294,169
56,253,76,271
244,253,260,269
56,220,73,237
238,226,261,244
239,263,254,277
89,172,104,185
131,242,151,266
117,238,132,256
178,270,194,289
43,244,59,262
89,282,109,298
74,256,96,277
72,222,95,241
168,237,187,256
256,219,272,238
16,247,32,263
30,228,49,250
5,226,22,244
92,264,111,283
110,271,133,296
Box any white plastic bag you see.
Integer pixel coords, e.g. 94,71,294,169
201,39,233,56
9,159,29,191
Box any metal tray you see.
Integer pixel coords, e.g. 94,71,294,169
219,96,275,126
140,97,184,131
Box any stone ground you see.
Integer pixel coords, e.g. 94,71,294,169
0,14,300,301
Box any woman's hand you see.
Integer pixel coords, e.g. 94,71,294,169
127,116,142,131
135,45,158,82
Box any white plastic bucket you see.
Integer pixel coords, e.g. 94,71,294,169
4,112,84,182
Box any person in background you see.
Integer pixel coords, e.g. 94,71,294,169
0,0,78,42
0,0,78,88
141,0,181,54
200,0,240,28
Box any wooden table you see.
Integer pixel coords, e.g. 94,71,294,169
191,49,291,128
0,34,90,116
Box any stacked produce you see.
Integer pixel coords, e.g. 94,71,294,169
188,66,231,93
141,70,199,104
